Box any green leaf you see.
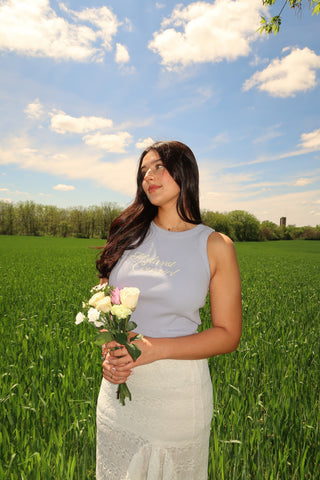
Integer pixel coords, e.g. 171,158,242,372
114,332,128,345
126,342,142,362
117,383,132,406
94,331,114,346
126,321,137,331
263,0,276,5
130,333,143,342
258,13,282,35
257,16,268,34
311,0,320,14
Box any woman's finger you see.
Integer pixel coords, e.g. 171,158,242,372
105,340,120,349
110,346,127,357
102,359,132,384
102,342,126,361
107,352,132,368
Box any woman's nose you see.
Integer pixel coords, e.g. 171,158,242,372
144,168,153,180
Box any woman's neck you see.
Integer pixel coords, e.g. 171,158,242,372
154,209,196,232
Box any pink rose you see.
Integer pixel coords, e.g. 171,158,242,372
111,287,121,305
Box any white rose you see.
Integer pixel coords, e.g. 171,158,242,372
93,319,105,328
111,304,132,319
87,307,100,322
96,296,112,313
88,291,105,307
120,287,140,310
87,308,104,327
91,282,108,293
75,312,85,325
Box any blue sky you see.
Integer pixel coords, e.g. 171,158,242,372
0,0,319,227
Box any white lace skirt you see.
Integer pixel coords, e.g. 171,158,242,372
96,359,213,480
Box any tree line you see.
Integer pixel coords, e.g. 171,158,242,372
0,200,319,241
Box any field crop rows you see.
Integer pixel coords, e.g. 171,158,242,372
0,236,319,479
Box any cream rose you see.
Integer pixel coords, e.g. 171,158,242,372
88,291,105,307
95,296,112,313
111,304,132,319
120,287,140,310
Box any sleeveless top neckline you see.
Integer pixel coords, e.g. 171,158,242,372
109,222,214,338
151,220,202,237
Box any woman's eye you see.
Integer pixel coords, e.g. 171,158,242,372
140,164,165,178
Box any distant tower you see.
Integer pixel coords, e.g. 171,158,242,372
280,217,286,227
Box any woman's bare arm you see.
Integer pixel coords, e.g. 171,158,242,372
103,232,242,384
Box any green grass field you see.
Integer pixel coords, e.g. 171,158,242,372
1,236,319,479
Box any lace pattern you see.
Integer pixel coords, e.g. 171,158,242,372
96,359,213,480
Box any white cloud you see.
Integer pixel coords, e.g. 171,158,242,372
61,3,120,51
243,47,320,97
294,177,316,186
82,132,133,152
253,124,283,144
115,43,130,64
148,0,263,70
0,187,30,196
0,135,137,196
50,111,113,134
220,127,320,170
298,128,320,150
249,54,269,67
0,0,120,62
24,99,44,119
53,184,75,191
1,134,319,226
212,132,230,147
197,86,212,103
123,17,133,32
199,164,320,225
135,138,154,150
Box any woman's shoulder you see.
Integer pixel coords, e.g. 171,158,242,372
207,231,234,246
207,232,238,275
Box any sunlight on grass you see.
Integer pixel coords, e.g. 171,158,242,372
1,237,319,479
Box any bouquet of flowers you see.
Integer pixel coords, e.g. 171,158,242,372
75,283,143,405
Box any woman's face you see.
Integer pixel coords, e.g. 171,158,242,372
140,150,180,209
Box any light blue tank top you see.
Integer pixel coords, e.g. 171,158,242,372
109,221,214,338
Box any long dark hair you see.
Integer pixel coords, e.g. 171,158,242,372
96,140,202,278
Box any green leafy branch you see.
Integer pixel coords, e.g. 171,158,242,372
95,316,143,362
258,0,319,35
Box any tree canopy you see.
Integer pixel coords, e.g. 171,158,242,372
259,0,320,34
1,201,320,241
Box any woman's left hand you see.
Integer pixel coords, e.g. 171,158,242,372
102,336,159,383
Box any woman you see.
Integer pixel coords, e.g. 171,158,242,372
96,141,242,479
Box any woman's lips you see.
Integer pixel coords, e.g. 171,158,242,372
148,184,161,194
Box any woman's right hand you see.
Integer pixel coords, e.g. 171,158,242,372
102,341,133,384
